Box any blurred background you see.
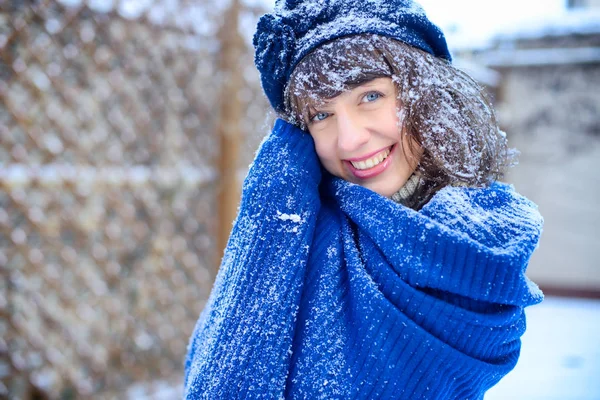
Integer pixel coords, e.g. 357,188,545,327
0,0,598,399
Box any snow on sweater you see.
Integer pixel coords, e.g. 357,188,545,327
183,119,544,399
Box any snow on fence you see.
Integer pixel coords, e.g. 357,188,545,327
0,0,269,398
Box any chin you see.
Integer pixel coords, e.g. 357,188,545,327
364,179,406,198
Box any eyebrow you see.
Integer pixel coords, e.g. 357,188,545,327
344,74,387,90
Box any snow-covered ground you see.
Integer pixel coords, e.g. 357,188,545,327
487,296,600,400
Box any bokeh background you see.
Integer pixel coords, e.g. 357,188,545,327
1,0,599,399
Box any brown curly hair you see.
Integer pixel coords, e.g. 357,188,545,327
283,35,516,206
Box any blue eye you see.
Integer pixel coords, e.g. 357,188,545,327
363,92,381,102
312,112,329,122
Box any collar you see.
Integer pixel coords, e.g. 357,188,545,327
390,173,422,206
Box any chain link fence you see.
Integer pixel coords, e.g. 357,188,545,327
1,0,270,398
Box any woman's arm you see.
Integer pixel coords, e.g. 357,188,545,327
184,120,321,398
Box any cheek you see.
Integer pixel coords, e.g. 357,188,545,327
311,135,341,172
310,131,332,158
314,142,333,165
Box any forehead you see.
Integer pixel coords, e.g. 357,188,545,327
291,68,392,112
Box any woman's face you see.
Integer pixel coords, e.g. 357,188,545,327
306,77,422,198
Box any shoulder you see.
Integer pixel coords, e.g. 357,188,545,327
420,181,543,249
424,182,535,213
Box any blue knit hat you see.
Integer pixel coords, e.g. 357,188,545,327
253,0,452,113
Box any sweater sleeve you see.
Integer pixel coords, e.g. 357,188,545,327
414,182,544,306
183,119,321,399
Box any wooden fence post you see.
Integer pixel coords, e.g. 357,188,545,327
216,0,244,272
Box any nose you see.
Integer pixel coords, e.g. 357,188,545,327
336,110,370,153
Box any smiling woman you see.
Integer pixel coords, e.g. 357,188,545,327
184,1,545,399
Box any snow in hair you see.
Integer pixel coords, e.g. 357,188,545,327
285,34,516,190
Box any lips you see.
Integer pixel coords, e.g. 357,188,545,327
345,145,396,179
350,147,391,170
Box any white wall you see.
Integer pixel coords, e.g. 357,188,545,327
498,64,600,290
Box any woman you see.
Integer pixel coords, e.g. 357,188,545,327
184,0,544,398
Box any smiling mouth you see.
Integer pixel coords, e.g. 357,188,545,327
349,146,392,170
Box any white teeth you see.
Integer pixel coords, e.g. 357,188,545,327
350,148,391,170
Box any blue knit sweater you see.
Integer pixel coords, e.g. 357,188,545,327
184,119,544,399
